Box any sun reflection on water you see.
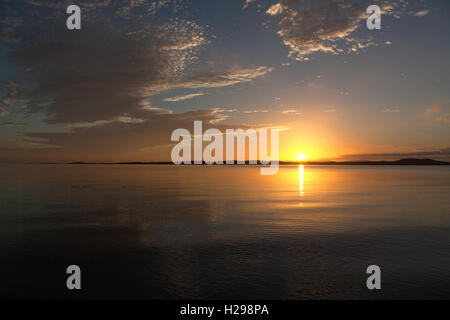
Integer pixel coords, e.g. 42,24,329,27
298,164,304,197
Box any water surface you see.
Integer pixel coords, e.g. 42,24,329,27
1,164,449,299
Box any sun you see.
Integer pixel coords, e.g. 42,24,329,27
296,153,308,161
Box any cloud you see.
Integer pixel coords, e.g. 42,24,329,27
3,121,26,127
0,81,18,108
243,123,291,132
382,108,400,113
266,3,284,16
178,66,273,88
281,109,301,115
422,103,450,123
0,0,281,163
0,107,10,118
1,1,177,44
1,136,61,151
0,16,23,43
139,101,173,114
26,0,112,9
0,108,242,162
241,109,269,113
162,92,206,102
209,108,237,113
116,0,179,18
243,0,257,9
0,1,272,130
157,18,208,53
340,148,450,161
423,105,442,116
436,114,450,123
414,10,430,17
1,0,208,125
12,31,174,124
265,0,410,61
324,109,336,113
209,109,231,124
1,1,273,128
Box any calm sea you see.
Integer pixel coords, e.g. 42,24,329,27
1,164,450,299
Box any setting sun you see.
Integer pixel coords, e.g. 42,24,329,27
296,153,308,161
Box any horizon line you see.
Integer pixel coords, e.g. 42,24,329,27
1,158,450,165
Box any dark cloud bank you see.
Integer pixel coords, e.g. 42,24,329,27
0,0,273,161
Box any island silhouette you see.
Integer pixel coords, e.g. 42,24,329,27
45,158,450,165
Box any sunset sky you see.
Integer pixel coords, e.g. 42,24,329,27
0,0,449,162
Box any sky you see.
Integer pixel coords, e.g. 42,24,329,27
0,0,449,162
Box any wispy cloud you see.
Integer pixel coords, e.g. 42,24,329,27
422,104,450,123
242,109,269,113
241,123,291,132
281,109,301,115
382,108,400,113
1,81,18,108
423,105,442,116
414,10,430,17
340,148,450,161
242,0,256,9
0,107,9,118
139,101,173,115
162,92,206,102
436,114,450,123
0,108,236,161
178,66,273,89
3,121,26,127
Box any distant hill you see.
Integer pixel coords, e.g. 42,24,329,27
389,158,450,165
63,158,450,165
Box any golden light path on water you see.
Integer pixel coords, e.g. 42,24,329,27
298,165,304,197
